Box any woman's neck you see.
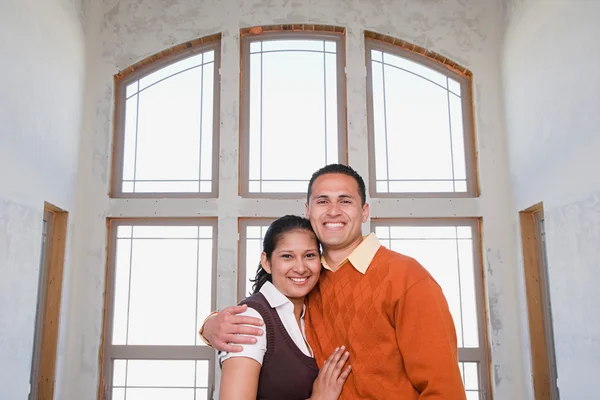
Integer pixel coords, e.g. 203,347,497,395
289,296,305,324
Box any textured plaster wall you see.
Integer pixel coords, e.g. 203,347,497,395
58,0,527,398
503,0,600,398
0,0,85,399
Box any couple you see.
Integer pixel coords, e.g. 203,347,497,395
201,164,467,399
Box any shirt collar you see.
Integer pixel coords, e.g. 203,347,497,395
320,233,381,274
259,281,304,315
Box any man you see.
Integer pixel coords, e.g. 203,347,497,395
201,164,466,399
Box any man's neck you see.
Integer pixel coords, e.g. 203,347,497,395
323,235,364,271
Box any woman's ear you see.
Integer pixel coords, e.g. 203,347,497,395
260,252,271,274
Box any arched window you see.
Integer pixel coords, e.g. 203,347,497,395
366,37,477,196
112,36,221,197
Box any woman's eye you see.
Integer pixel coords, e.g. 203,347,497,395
281,254,292,259
305,253,317,258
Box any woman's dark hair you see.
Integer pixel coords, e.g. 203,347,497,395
250,215,319,295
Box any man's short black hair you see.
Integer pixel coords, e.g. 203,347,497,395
307,164,366,205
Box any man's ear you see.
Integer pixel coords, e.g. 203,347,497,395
260,252,271,274
362,202,370,223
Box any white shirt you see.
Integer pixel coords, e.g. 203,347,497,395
219,281,312,365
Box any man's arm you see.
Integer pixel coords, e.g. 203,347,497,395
198,304,265,352
395,276,466,399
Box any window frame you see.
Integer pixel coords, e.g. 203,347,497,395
101,218,218,400
239,30,348,198
370,217,490,398
111,37,222,198
365,38,479,198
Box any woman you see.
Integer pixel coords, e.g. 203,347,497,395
219,215,351,400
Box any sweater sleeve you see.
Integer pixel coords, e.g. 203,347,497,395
395,276,467,399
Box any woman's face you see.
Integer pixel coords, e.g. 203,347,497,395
261,229,321,300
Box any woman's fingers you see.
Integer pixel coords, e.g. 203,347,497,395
338,365,352,384
332,349,349,375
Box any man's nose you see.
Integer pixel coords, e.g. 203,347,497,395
327,202,341,216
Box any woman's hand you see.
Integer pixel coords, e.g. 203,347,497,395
309,346,352,400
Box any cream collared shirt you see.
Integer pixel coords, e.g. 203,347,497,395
320,233,381,274
219,281,312,366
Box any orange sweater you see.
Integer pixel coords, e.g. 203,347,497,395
305,246,466,399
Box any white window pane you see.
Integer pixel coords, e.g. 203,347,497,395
389,226,457,239
112,360,127,387
247,226,261,239
200,62,214,181
203,50,214,63
450,94,467,180
383,52,447,87
325,53,339,165
195,360,210,387
456,226,472,239
196,239,213,343
245,238,262,297
250,41,262,53
244,225,270,299
199,181,212,193
135,68,202,181
371,49,382,62
455,180,468,192
112,388,125,400
448,78,461,96
132,226,201,239
249,180,261,193
126,81,139,98
466,391,480,400
134,181,199,193
324,41,336,53
376,181,388,193
262,39,324,52
139,54,203,91
388,180,455,193
461,362,480,391
117,225,132,238
248,53,262,181
458,239,479,347
122,181,134,193
384,64,453,180
374,225,390,239
195,389,209,400
260,51,326,180
127,360,196,387
198,226,213,239
123,236,211,345
371,61,389,183
123,96,138,181
112,238,132,345
126,388,194,400
260,181,308,193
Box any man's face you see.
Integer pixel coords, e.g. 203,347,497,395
305,173,369,251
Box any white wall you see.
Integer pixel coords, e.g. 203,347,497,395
56,0,529,398
0,0,85,399
503,0,600,398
